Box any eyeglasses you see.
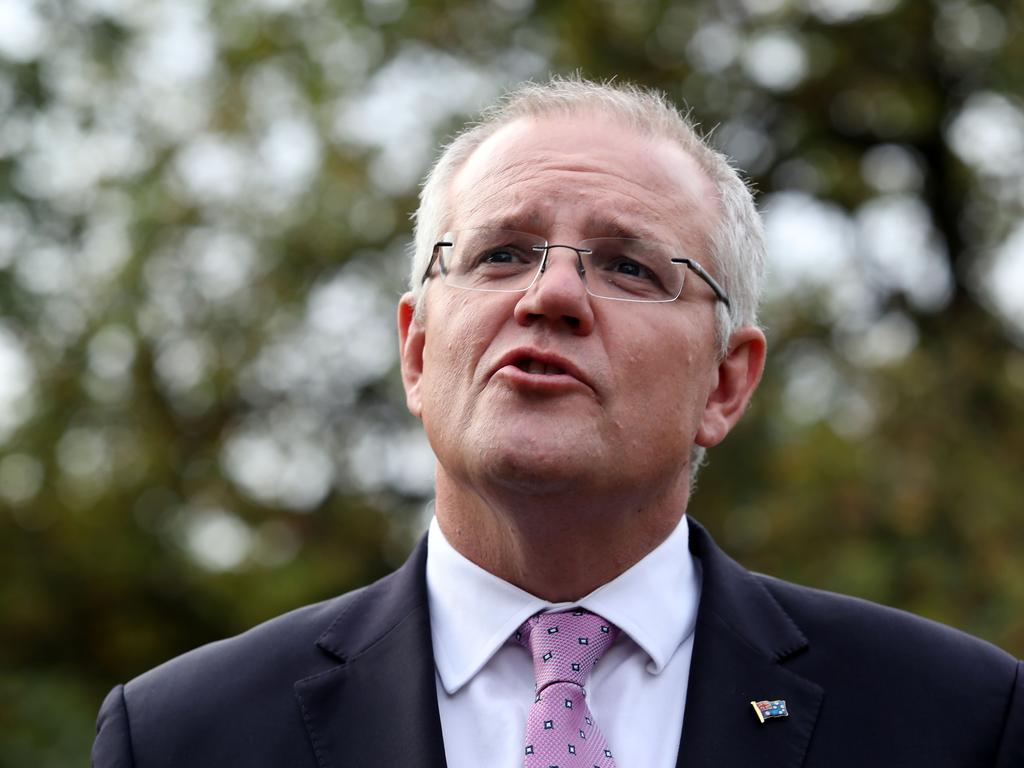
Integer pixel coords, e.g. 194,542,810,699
421,228,730,306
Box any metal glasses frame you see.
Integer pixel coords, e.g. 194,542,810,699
422,239,731,308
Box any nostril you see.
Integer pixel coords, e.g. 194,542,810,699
564,315,580,329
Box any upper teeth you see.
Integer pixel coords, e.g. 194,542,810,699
524,361,565,375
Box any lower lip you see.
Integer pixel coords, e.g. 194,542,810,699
492,364,592,394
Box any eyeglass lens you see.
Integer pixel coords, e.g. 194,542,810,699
437,228,686,303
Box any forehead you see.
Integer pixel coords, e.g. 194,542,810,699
447,114,720,249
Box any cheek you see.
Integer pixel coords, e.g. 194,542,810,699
621,334,713,427
420,297,496,408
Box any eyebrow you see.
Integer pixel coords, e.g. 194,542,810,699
470,211,666,243
481,210,551,235
580,213,664,243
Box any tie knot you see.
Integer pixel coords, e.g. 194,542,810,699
514,610,620,690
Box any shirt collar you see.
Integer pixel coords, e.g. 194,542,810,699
426,513,700,694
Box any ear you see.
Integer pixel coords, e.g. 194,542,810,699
398,292,426,419
695,326,767,448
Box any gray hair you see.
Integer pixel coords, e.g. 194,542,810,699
409,76,767,479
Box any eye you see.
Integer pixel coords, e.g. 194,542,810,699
607,257,658,282
470,243,538,269
480,247,523,264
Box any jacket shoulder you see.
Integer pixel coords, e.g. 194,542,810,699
128,589,358,696
757,572,1017,672
102,590,362,767
755,574,1024,764
96,538,432,768
124,533,431,708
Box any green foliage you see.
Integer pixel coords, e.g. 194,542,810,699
1,0,1022,764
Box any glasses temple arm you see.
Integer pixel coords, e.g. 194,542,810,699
672,257,731,309
422,242,453,285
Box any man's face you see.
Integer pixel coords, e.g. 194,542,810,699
400,114,755,504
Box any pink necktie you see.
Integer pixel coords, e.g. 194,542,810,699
515,609,620,768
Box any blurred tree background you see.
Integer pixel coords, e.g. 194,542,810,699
1,0,1022,764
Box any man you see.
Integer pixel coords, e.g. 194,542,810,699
93,78,1023,767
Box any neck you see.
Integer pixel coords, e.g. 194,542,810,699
433,470,690,602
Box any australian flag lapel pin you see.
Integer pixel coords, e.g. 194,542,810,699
751,699,789,724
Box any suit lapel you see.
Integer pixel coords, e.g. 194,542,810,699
677,520,824,767
291,520,823,768
294,539,447,768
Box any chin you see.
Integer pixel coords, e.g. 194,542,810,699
472,438,605,498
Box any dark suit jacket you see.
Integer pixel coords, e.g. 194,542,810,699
93,519,1024,767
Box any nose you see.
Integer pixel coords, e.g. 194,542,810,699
513,246,595,335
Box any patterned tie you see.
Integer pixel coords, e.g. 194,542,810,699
515,609,620,768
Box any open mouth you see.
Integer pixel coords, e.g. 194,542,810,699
514,358,567,376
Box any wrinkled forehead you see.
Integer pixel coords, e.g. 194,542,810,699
446,114,720,252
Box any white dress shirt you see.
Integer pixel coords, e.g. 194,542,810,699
425,513,701,768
